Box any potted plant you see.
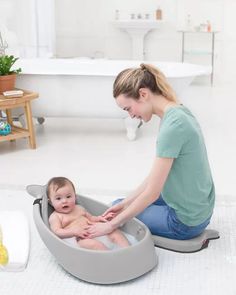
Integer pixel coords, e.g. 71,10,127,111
0,55,22,94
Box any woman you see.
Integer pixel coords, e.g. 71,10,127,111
87,63,215,240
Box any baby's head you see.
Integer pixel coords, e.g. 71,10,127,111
47,177,76,213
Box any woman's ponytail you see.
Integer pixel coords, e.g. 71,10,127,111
113,63,177,102
140,64,177,102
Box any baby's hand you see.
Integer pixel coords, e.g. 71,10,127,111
74,228,89,239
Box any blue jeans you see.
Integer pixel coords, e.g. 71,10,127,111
112,196,211,240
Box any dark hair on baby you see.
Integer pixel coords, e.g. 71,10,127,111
47,176,75,198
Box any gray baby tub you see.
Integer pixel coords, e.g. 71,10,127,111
27,185,158,284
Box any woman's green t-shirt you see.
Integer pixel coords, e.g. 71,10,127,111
156,105,215,226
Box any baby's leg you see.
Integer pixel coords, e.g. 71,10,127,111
78,238,108,251
108,229,130,248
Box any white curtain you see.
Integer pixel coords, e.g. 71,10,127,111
16,0,55,57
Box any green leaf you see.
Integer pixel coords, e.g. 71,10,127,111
0,55,21,75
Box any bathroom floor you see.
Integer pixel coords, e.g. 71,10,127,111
0,84,236,294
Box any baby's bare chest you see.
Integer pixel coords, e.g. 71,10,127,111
61,208,87,228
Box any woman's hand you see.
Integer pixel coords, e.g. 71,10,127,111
95,215,108,223
102,202,125,220
87,222,114,238
102,212,116,221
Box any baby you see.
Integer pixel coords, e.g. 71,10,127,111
47,177,130,250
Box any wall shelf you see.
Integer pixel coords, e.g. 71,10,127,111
184,50,212,55
179,31,219,85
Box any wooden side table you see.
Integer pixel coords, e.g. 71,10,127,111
0,90,38,149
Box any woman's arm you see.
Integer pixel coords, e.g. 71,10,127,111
101,176,149,219
88,157,174,237
110,157,173,228
122,177,149,206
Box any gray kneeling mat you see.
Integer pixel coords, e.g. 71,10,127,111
152,229,220,253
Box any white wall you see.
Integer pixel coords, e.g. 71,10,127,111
1,0,236,84
0,0,55,57
55,0,179,59
54,0,236,84
54,0,222,59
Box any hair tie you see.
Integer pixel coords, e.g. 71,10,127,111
140,63,146,71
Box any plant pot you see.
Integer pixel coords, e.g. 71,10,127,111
0,74,16,94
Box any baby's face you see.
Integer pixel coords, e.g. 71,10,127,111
49,183,76,214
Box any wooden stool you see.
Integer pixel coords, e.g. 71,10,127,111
0,90,38,149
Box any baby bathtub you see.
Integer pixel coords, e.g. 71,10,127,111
27,185,158,284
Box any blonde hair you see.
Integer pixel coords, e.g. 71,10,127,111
113,63,177,102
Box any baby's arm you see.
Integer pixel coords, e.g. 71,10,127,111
84,211,107,223
49,213,88,238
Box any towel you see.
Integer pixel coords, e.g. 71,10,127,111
0,211,30,271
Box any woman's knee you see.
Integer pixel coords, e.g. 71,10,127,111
136,205,172,235
136,205,162,226
112,198,124,206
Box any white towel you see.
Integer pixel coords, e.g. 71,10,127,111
0,211,30,271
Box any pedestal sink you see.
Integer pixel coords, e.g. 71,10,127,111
112,20,163,60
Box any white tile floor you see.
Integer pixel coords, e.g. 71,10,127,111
0,84,236,294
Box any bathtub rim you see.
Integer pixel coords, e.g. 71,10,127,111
16,58,212,78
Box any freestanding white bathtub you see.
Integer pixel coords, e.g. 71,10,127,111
15,58,211,138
